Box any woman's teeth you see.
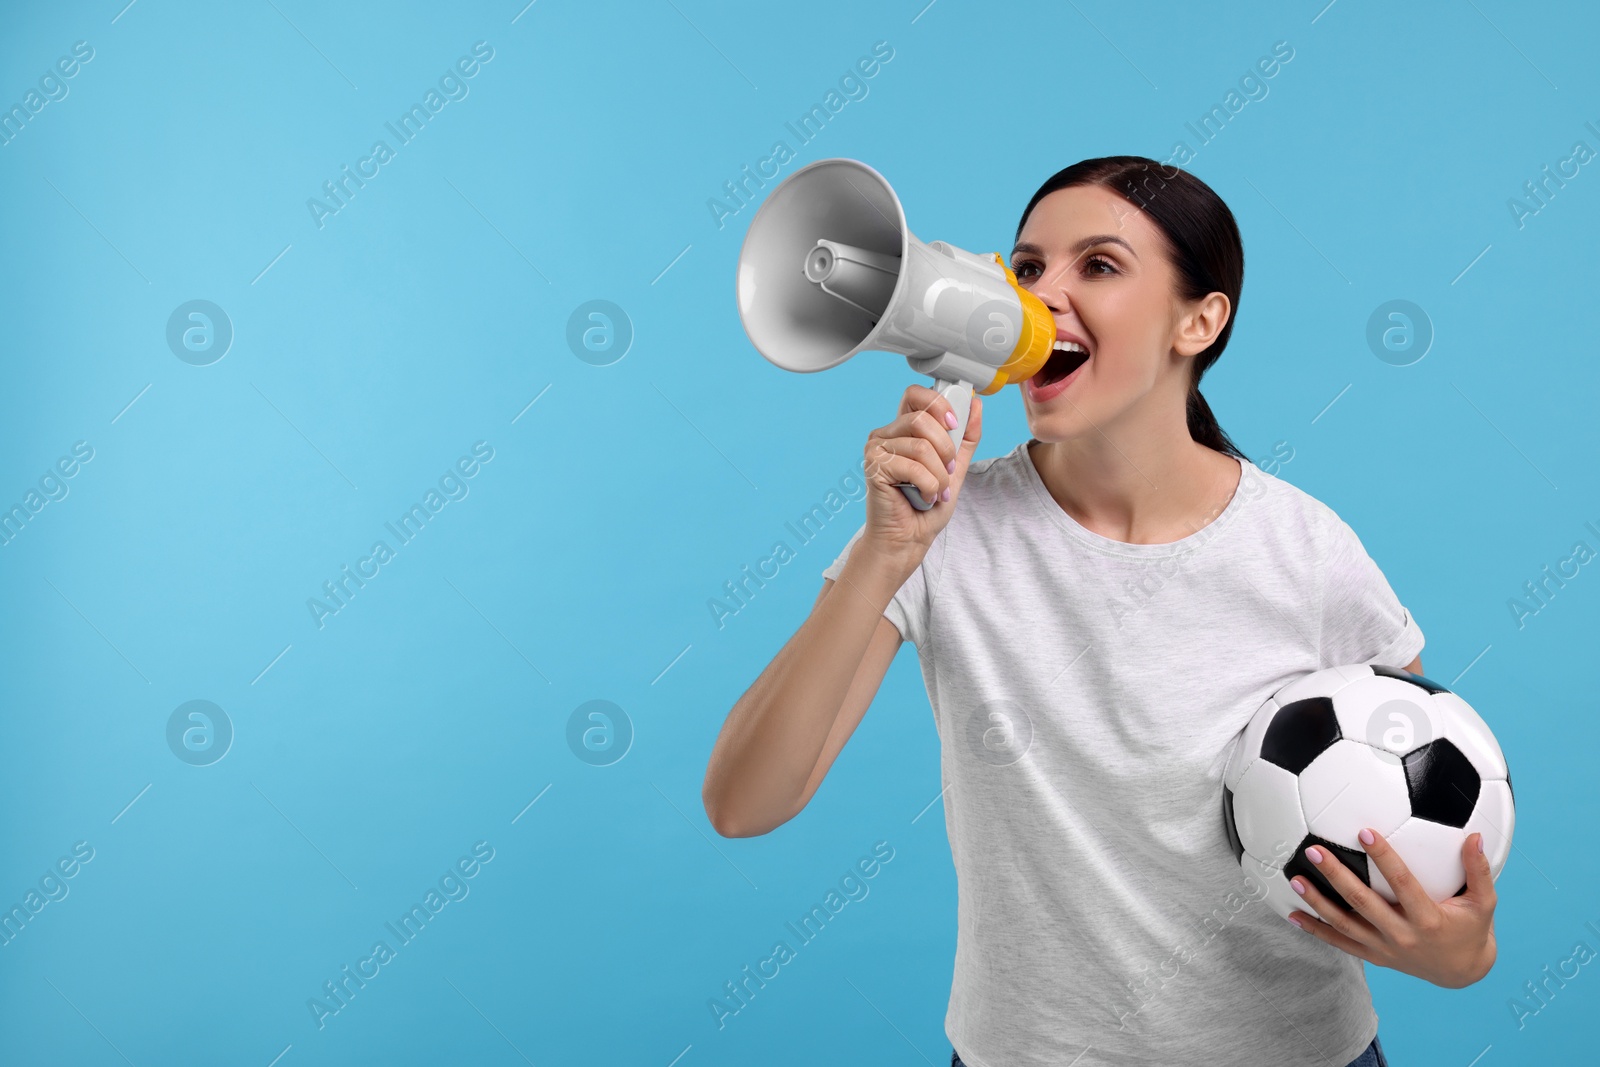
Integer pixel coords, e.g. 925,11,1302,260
1037,341,1089,385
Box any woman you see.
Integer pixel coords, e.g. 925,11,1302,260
701,157,1497,1067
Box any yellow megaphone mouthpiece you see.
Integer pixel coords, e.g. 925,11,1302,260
981,257,1056,395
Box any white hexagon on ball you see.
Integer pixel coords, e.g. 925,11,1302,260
1298,738,1412,851
1463,778,1515,878
1329,676,1447,760
1232,758,1308,865
1370,815,1467,903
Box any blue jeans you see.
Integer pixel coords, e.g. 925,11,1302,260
951,1033,1388,1066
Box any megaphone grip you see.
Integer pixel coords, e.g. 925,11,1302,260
897,377,973,511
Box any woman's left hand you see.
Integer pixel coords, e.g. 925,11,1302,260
1286,826,1498,988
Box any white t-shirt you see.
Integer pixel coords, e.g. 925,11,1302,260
821,438,1425,1067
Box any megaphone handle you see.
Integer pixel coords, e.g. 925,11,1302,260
896,377,973,511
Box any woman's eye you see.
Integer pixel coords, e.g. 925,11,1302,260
1011,256,1116,281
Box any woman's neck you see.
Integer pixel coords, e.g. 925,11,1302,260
1027,428,1241,546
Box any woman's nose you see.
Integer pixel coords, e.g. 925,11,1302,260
1029,265,1076,314
1036,281,1073,317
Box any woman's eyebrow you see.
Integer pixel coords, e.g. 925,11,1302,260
1012,235,1139,260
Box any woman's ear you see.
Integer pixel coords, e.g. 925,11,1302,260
1174,292,1231,357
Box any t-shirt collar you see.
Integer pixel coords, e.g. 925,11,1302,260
1017,438,1254,559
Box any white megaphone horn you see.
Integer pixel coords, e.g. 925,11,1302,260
736,158,1056,511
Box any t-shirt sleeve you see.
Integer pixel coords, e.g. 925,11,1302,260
819,521,937,648
1318,515,1426,670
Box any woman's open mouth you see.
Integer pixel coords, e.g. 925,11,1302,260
1024,339,1089,403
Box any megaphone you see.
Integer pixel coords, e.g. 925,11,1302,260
736,158,1056,510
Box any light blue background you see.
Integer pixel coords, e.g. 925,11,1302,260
1,1,1595,1064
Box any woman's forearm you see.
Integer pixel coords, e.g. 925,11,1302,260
702,541,918,837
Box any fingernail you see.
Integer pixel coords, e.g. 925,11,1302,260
944,410,958,429
941,486,950,502
1291,878,1306,895
1359,828,1375,846
946,459,955,473
1287,915,1303,929
1307,847,1322,865
1477,834,1485,855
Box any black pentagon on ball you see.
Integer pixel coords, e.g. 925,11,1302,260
1285,833,1370,909
1261,696,1342,775
1221,785,1245,864
1506,765,1515,802
1402,738,1481,827
1370,662,1451,695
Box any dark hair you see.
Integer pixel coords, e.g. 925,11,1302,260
1015,156,1248,462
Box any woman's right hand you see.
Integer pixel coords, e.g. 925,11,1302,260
860,384,984,565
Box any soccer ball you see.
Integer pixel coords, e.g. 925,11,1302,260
1221,663,1514,922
